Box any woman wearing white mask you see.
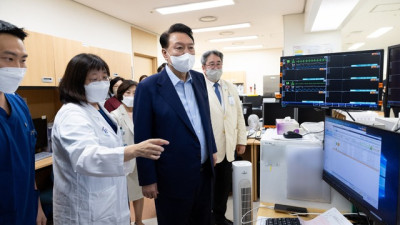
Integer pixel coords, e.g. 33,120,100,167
110,80,145,225
52,53,168,225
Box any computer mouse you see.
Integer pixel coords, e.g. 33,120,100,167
283,131,303,139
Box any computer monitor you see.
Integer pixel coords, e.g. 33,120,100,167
297,108,326,124
243,95,263,118
242,103,252,126
280,49,384,110
243,95,263,108
323,116,400,225
32,117,48,151
263,102,294,127
385,44,400,108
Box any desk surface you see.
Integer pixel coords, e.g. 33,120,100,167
35,156,52,170
257,202,324,221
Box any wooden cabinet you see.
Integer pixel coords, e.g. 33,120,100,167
53,37,89,86
20,32,56,86
222,71,246,93
90,47,132,80
20,31,133,86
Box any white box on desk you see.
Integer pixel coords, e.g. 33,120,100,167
276,117,299,135
259,128,352,211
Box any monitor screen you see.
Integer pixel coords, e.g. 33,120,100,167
263,102,294,126
297,108,326,124
386,44,400,108
242,103,252,126
243,95,263,108
32,117,48,151
280,49,384,109
323,117,400,225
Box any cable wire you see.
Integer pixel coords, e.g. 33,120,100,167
240,205,273,224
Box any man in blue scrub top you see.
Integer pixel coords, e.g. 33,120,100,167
0,20,47,224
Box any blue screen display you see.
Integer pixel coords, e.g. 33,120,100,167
323,117,400,225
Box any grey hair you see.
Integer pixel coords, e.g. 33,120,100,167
201,50,224,65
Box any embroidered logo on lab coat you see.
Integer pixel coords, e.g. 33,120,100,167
102,127,110,136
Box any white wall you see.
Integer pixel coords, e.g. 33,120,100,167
283,13,342,56
223,49,282,95
0,0,132,53
191,49,282,95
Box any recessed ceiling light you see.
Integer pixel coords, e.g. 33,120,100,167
199,16,217,22
155,0,234,15
193,23,250,33
232,42,244,45
312,0,360,32
224,45,263,50
367,27,393,38
348,42,365,50
209,35,258,43
219,31,234,36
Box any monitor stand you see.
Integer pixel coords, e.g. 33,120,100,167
343,213,371,225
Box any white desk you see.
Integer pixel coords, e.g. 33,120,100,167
259,129,352,212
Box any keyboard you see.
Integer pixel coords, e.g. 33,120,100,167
35,151,52,162
265,218,300,225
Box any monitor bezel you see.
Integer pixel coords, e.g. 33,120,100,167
384,44,400,108
322,116,400,225
280,49,385,110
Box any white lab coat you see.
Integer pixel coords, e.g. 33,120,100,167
52,102,131,225
206,79,247,163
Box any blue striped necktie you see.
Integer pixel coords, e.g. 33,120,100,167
214,83,222,104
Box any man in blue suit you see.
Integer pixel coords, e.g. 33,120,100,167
133,23,217,225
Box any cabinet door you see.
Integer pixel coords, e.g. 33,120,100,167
53,37,88,86
223,71,246,84
90,47,133,80
20,32,55,86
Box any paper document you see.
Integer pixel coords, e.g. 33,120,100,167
299,208,352,225
256,216,267,225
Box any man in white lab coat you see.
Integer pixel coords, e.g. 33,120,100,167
201,50,247,225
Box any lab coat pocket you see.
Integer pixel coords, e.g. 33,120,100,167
89,185,117,222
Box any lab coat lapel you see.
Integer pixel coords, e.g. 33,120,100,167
83,103,121,138
120,108,134,136
207,80,224,113
221,81,229,114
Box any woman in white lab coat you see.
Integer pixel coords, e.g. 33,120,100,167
111,80,145,225
51,53,168,225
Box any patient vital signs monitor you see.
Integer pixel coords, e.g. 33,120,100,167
323,117,400,225
280,49,384,109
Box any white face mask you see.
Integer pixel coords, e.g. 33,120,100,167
84,81,110,103
0,67,27,93
168,52,195,73
206,69,223,83
122,96,134,107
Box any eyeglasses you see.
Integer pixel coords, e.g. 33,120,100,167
206,63,222,68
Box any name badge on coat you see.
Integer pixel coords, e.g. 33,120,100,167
228,95,235,105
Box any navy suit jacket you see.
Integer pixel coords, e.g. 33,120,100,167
133,68,217,198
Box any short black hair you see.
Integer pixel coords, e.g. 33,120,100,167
157,63,167,73
109,76,124,94
116,80,138,102
201,50,224,65
59,53,110,105
0,20,28,41
138,75,148,82
160,23,194,49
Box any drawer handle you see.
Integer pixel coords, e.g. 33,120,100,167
41,77,53,83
